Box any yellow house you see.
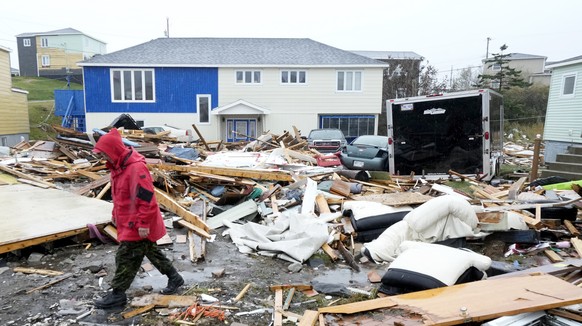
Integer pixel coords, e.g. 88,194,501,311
0,45,29,147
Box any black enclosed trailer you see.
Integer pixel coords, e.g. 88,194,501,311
386,89,503,180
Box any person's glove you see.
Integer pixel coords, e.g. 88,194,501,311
138,227,150,239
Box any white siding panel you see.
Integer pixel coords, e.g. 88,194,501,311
218,67,383,135
543,64,582,143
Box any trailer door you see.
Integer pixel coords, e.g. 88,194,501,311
390,95,484,176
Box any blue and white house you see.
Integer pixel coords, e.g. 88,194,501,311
543,55,582,162
78,38,388,142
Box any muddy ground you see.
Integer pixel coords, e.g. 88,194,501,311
0,212,556,326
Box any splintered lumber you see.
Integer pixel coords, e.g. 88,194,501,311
188,199,207,262
544,249,564,263
13,267,64,276
74,174,110,195
571,238,582,258
26,273,73,294
131,294,198,307
564,220,581,237
192,124,211,151
270,284,313,292
321,243,339,261
298,310,319,326
149,163,294,182
508,176,528,200
283,288,296,310
274,289,283,326
0,165,57,189
319,273,582,325
330,180,351,197
448,169,481,184
154,188,209,233
356,192,433,206
315,194,331,214
103,224,119,243
177,220,211,239
234,283,253,302
206,200,258,229
123,304,156,319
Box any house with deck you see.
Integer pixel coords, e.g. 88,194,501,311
77,38,388,142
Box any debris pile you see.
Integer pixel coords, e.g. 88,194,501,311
1,124,582,325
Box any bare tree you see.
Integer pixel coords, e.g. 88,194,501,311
451,66,480,91
418,63,447,95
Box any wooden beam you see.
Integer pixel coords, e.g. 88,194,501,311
154,188,209,232
13,267,64,276
508,176,528,200
564,220,581,237
298,310,319,326
148,164,294,182
192,124,211,151
0,227,91,254
0,165,57,189
274,289,283,326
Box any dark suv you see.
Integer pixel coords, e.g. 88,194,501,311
307,128,347,153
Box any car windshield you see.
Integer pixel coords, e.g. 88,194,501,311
352,136,388,147
309,129,344,139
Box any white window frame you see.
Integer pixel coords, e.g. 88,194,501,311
235,70,262,84
41,55,50,67
23,39,31,47
561,73,577,97
336,71,362,92
110,68,156,103
41,37,48,48
197,94,211,124
490,80,500,90
491,63,501,71
281,70,307,84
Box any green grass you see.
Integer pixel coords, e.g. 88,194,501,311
12,76,83,101
12,76,83,140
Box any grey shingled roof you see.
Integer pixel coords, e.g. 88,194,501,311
16,28,84,37
79,38,388,67
506,53,547,60
546,55,582,68
351,50,423,60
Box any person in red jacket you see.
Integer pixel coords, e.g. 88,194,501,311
92,128,184,309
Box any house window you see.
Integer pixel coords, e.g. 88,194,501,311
41,37,48,48
337,71,362,91
491,80,500,90
235,70,261,84
41,55,50,67
491,63,501,71
111,69,155,102
562,74,576,96
320,115,375,140
1,137,7,146
197,94,211,124
23,39,31,47
281,70,306,84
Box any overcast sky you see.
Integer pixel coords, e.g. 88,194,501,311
2,0,581,81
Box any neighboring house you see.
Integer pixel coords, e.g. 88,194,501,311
16,28,106,84
542,55,582,163
77,38,388,142
10,67,19,77
0,45,29,146
352,50,423,136
482,53,551,88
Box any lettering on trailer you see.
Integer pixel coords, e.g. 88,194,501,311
423,108,446,115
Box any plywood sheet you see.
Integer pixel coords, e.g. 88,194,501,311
320,273,582,325
0,184,113,250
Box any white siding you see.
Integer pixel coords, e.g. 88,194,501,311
218,67,384,136
543,64,582,143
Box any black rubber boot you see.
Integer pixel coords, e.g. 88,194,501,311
94,290,127,309
161,268,184,295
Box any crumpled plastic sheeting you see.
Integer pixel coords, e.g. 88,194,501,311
223,212,329,264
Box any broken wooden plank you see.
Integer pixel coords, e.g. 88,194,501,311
544,249,565,263
330,180,351,197
13,267,64,276
564,220,581,237
234,283,252,302
319,273,582,325
508,176,528,200
0,165,57,189
154,188,209,232
270,284,313,292
122,304,156,319
192,124,211,151
26,273,73,294
177,220,211,239
130,294,198,307
149,164,294,182
298,310,319,326
274,288,283,326
206,200,258,229
282,288,296,310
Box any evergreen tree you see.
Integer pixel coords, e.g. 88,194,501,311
477,44,531,91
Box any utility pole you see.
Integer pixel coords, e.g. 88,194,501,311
165,17,170,38
486,37,491,59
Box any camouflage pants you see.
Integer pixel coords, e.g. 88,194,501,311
111,240,174,291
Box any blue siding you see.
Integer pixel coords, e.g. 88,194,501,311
83,66,218,113
55,90,85,115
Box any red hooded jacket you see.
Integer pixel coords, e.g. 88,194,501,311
93,129,166,242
